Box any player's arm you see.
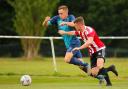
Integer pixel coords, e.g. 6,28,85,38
66,22,75,27
59,15,75,27
73,37,94,51
58,30,75,35
42,16,51,27
79,37,93,49
60,22,75,27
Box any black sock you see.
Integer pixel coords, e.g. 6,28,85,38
105,65,113,72
98,68,112,85
79,66,87,73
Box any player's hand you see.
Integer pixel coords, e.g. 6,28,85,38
58,30,66,35
42,16,51,27
44,16,51,21
59,22,67,26
72,47,80,51
91,67,99,76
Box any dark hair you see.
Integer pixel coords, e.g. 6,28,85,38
58,5,68,11
74,16,85,24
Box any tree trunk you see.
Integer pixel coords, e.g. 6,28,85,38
21,39,40,60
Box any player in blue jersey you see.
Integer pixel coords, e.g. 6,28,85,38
42,5,89,73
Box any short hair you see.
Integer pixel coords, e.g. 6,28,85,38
74,16,85,24
58,5,68,11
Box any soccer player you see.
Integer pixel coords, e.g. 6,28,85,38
58,16,118,86
42,5,89,72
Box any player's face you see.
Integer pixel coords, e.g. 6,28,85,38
58,9,68,19
75,22,84,31
74,23,81,31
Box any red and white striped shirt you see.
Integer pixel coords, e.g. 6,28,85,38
75,26,106,56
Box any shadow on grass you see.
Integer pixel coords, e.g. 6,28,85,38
0,72,86,78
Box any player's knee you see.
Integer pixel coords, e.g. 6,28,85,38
64,52,73,63
97,58,104,69
97,65,103,69
97,62,103,69
64,58,71,63
91,67,100,76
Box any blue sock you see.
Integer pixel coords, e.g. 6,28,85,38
69,57,88,67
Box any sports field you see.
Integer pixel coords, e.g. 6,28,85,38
0,57,128,89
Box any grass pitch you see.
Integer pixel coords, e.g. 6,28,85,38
0,57,128,89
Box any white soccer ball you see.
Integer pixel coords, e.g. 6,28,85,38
20,75,32,86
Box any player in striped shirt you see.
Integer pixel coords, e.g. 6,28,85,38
58,16,118,86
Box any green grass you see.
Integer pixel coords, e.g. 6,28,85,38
0,57,128,89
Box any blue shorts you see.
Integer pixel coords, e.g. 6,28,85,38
66,38,82,58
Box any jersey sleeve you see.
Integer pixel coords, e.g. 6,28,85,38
48,16,59,25
75,31,79,36
87,29,95,37
69,15,75,22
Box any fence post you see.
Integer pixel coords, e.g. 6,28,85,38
50,37,57,72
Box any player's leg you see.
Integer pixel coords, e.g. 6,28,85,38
85,55,106,83
69,54,89,67
88,57,118,76
64,47,89,67
75,50,91,75
64,51,73,63
80,54,106,85
92,61,118,76
97,49,118,76
96,49,112,86
105,65,118,76
91,58,104,76
98,67,112,86
93,64,118,85
90,58,112,86
65,38,90,73
77,58,84,62
91,49,105,76
90,49,112,86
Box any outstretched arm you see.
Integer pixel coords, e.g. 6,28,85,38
42,16,51,27
58,30,75,35
72,37,94,51
79,37,93,49
59,15,75,27
59,22,75,27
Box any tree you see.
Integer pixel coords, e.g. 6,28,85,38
0,0,16,36
8,0,59,59
52,0,128,48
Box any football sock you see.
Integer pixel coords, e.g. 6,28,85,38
98,67,112,86
80,66,112,86
79,66,87,73
105,65,118,76
80,67,107,81
69,57,88,67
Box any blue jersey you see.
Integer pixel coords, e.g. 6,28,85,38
48,15,80,48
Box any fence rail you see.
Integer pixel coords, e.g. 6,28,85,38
0,35,128,72
0,36,128,39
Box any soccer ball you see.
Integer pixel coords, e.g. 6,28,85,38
20,75,32,86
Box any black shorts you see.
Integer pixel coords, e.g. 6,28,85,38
90,48,106,68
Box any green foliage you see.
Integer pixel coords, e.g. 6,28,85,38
7,0,59,59
0,0,19,48
54,0,128,48
1,0,128,57
86,0,128,36
0,0,15,36
57,0,128,36
8,0,59,36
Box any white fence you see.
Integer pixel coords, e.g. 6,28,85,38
0,35,128,72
